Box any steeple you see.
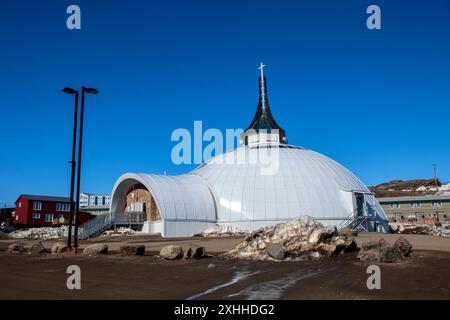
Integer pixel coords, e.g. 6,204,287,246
242,63,287,146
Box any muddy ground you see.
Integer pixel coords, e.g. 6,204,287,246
1,234,450,300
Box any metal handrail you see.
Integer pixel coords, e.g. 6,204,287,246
79,212,147,239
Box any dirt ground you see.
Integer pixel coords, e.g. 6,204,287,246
1,234,450,300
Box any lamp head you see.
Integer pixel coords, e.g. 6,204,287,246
84,87,99,94
62,87,77,94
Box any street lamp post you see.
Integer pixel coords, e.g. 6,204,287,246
73,86,98,251
61,87,79,250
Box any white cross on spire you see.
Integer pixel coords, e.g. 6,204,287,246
258,62,266,79
258,62,267,113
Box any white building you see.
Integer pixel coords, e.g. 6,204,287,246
110,65,389,237
80,193,111,207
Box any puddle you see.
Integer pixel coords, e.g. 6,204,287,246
227,268,329,300
186,269,260,300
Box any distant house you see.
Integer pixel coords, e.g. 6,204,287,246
377,195,450,223
14,194,92,227
79,193,110,207
79,192,111,215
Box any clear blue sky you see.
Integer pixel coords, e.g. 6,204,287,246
1,0,449,207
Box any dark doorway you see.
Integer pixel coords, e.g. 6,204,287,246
355,193,364,217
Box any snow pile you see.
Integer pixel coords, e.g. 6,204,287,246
116,227,138,235
415,182,450,195
436,183,450,195
98,227,139,238
200,224,248,237
8,226,78,240
222,217,357,261
390,223,450,237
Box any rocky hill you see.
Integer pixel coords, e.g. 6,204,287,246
370,179,450,198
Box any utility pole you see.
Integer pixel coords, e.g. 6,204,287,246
62,87,79,250
73,86,98,251
432,164,438,191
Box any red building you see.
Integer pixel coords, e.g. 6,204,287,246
14,195,92,227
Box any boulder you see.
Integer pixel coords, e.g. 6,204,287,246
363,238,390,250
379,246,404,263
266,243,285,260
332,236,358,254
317,243,338,257
308,226,337,244
83,243,108,255
358,238,409,263
342,237,358,253
357,239,392,262
393,236,412,257
183,246,207,259
192,246,206,259
208,263,216,269
357,249,380,262
119,245,145,256
7,243,25,253
51,242,68,254
160,245,183,260
339,228,358,237
29,241,46,254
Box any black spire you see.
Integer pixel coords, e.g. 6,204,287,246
244,70,287,144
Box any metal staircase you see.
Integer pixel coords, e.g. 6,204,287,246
338,207,373,232
78,214,114,240
78,212,146,240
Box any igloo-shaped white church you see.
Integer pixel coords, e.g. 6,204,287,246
110,65,389,237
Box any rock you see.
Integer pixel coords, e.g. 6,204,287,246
29,241,46,254
330,236,358,254
83,243,108,255
339,228,358,237
119,245,145,256
208,263,216,269
160,245,184,260
0,231,9,239
192,246,206,259
358,237,410,263
317,243,338,257
308,226,337,244
361,239,390,251
184,247,192,259
357,249,379,262
7,243,25,253
184,246,206,259
357,239,391,262
393,236,412,257
379,246,404,263
344,237,358,253
51,242,68,254
266,243,285,260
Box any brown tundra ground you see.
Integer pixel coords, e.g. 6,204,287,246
0,233,449,300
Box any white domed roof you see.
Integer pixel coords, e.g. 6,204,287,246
193,144,372,223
